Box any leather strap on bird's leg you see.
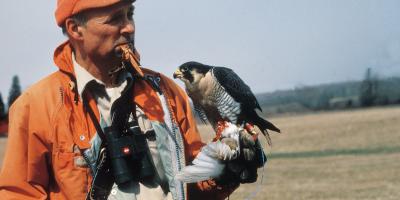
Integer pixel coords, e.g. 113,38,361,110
213,121,230,142
118,44,144,77
245,123,259,141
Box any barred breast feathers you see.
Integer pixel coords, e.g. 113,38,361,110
211,68,241,124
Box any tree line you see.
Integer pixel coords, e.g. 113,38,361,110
257,68,400,115
0,75,21,121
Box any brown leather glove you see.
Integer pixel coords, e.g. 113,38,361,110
216,129,267,185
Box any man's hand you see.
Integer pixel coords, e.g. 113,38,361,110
217,128,267,184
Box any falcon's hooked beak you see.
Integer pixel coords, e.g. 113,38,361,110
173,69,183,79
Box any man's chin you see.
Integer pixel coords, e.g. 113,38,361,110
97,52,122,68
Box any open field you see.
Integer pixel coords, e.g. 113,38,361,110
1,106,400,199
227,106,400,200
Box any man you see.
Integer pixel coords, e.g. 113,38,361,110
0,0,260,199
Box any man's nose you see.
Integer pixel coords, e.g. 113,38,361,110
121,20,135,35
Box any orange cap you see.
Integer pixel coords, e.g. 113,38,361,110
55,0,135,27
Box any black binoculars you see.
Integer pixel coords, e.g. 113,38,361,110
104,121,155,185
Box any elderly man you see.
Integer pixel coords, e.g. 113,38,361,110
0,0,261,199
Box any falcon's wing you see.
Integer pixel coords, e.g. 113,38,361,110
212,67,262,111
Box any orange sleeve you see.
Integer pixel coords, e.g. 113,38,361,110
0,93,49,200
188,181,239,200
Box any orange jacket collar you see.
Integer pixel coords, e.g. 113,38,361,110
54,40,75,75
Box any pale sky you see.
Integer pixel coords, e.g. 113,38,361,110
1,0,400,104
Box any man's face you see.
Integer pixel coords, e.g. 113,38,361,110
79,2,135,67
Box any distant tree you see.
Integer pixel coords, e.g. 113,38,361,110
315,89,334,110
360,68,378,107
8,75,21,108
0,93,5,119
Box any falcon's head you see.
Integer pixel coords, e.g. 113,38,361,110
173,61,213,85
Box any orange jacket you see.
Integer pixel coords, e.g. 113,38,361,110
0,41,236,200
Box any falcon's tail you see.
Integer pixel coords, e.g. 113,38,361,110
253,114,280,146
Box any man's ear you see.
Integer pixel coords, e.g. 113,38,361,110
65,18,84,40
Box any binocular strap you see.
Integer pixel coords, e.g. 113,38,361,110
86,148,115,200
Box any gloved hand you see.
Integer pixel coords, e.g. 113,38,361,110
217,128,267,185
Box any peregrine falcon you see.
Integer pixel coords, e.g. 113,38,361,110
173,61,280,144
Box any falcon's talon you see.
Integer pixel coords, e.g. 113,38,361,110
242,125,259,141
213,121,230,141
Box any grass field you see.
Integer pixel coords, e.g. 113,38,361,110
226,106,400,200
1,106,399,199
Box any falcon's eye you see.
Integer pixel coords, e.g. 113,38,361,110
181,66,188,72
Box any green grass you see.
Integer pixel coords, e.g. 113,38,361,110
269,146,400,159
